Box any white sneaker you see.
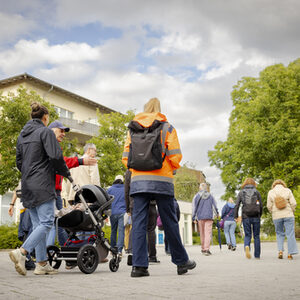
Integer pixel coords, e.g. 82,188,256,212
9,248,27,276
34,262,58,275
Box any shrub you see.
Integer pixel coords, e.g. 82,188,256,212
0,224,22,249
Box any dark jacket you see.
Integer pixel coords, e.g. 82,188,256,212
221,202,236,221
234,185,263,219
16,119,69,208
108,183,126,215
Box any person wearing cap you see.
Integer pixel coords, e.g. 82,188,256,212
47,120,97,246
107,175,126,256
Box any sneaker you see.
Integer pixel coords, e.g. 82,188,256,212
287,254,293,260
149,257,160,264
231,246,236,251
203,250,212,256
228,244,232,250
177,259,196,275
9,249,27,276
245,246,251,259
25,257,36,270
278,251,283,259
65,261,77,270
131,266,149,277
100,258,109,263
34,262,58,275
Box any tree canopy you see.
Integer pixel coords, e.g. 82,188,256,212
0,86,77,194
208,59,300,208
89,110,135,187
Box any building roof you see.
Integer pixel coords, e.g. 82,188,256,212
0,73,115,114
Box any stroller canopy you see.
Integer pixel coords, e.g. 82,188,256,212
74,185,111,207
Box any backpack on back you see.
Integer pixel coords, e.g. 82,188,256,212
242,189,260,217
127,120,168,171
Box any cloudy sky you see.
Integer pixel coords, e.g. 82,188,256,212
1,0,299,203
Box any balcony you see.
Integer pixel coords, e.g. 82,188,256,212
58,117,99,144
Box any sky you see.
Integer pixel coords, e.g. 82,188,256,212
1,0,299,205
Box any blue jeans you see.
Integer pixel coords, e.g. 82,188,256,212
22,199,55,262
132,193,188,267
110,213,125,253
243,217,261,258
46,192,68,246
224,220,236,247
273,217,298,255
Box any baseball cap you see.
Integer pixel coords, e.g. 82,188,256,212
48,120,70,132
115,175,124,182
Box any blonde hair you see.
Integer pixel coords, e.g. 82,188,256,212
144,98,161,113
272,179,287,189
241,178,257,189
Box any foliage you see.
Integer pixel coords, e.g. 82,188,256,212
0,86,78,195
208,59,300,208
0,87,57,194
174,163,200,202
292,185,300,225
261,214,276,236
0,224,22,249
89,110,135,188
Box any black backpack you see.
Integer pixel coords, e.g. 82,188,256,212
242,188,260,217
127,119,168,171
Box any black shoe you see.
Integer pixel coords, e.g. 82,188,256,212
231,246,236,251
228,244,232,250
127,254,133,266
149,257,160,263
25,258,35,270
131,267,150,277
177,259,196,275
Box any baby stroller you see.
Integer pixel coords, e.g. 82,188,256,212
47,176,120,274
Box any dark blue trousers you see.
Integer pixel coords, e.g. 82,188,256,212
243,217,261,258
132,193,189,267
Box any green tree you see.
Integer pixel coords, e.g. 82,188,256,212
174,163,200,202
208,59,300,208
89,110,135,187
0,86,77,194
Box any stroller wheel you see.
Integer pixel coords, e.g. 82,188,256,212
109,259,119,272
77,244,99,274
47,246,62,269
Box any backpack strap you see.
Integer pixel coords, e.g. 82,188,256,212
161,122,170,156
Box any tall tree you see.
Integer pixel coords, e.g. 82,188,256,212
0,86,77,194
89,110,135,187
208,59,300,207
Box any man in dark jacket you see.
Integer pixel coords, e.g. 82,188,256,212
10,103,70,276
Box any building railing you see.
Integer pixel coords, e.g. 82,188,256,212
58,117,99,136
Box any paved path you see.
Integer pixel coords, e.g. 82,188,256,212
0,242,299,300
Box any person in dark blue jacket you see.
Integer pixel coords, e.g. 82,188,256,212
108,175,126,256
221,198,237,250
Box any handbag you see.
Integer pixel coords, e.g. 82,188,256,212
220,208,234,229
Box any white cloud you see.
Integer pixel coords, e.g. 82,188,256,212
0,12,35,43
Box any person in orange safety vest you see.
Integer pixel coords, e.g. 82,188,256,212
122,97,196,278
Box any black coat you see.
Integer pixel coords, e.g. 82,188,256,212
16,119,70,208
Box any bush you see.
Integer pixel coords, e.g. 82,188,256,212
0,224,22,249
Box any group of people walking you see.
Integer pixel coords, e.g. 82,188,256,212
192,177,298,261
8,97,298,279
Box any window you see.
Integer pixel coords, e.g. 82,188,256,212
54,106,74,119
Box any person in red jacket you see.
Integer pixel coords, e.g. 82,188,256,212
47,120,97,246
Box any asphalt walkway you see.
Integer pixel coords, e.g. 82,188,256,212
0,242,299,300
